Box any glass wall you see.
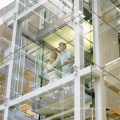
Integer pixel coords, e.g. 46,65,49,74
8,79,95,120
8,82,75,120
0,66,8,105
3,0,120,119
4,4,93,100
91,5,120,119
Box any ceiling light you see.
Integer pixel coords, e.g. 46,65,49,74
113,42,115,44
116,7,120,12
65,91,67,94
53,97,55,99
29,19,31,22
15,78,18,81
28,72,29,74
118,92,120,95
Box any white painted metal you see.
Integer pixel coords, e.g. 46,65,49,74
92,0,101,69
92,0,106,119
95,77,106,120
74,0,84,119
3,1,20,119
4,17,18,120
0,104,6,111
79,66,92,77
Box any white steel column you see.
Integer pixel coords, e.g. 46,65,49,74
4,17,18,120
92,0,101,68
94,76,106,120
74,0,84,119
92,0,106,119
4,1,19,119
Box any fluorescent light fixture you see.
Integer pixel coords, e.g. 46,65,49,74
116,7,120,12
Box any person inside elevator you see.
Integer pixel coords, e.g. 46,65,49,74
43,51,61,83
53,42,73,77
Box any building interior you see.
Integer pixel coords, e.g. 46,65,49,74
0,0,120,120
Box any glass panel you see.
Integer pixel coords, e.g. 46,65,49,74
83,20,93,68
92,10,119,67
8,82,74,120
3,0,16,23
84,76,95,120
103,59,120,120
92,62,120,120
3,6,94,99
0,110,4,120
100,0,119,31
0,5,13,104
18,0,73,32
0,15,13,63
91,7,120,119
0,66,8,105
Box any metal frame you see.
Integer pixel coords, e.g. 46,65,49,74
4,13,18,120
0,0,110,120
92,0,106,119
74,0,85,119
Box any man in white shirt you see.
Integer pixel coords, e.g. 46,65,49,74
54,42,73,77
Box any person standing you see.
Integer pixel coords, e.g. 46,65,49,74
44,51,61,83
54,42,73,77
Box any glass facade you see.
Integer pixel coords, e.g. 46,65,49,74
0,0,120,120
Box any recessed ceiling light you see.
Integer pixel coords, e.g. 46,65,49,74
28,72,29,74
113,42,115,44
29,19,31,22
53,97,55,99
15,78,18,81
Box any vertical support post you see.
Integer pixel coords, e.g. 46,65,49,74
4,1,19,119
74,0,84,120
4,17,18,120
94,77,106,120
92,0,106,119
92,0,101,68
